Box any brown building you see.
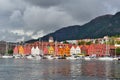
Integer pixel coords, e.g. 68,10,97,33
0,41,15,55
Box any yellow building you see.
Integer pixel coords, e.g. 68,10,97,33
18,45,24,56
48,46,54,55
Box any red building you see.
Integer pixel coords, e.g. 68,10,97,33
80,44,115,57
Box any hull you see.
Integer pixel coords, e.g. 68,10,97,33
98,57,114,61
2,55,13,58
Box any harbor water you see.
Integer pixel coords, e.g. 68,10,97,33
0,59,120,80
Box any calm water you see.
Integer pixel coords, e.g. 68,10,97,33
0,59,120,80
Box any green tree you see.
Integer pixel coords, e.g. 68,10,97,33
116,47,120,55
109,38,115,45
63,41,69,44
78,41,86,45
95,40,99,44
8,49,13,55
116,41,120,44
86,41,92,45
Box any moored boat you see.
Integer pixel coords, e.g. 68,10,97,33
44,55,54,60
26,55,34,59
66,56,77,60
84,56,91,60
98,56,114,61
13,54,21,59
2,55,13,58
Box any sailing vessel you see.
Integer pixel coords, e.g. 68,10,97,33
98,37,114,61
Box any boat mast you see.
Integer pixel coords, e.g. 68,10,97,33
39,38,42,55
114,40,116,58
105,36,109,56
5,42,8,55
55,40,57,56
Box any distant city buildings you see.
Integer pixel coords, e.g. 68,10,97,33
0,36,119,56
0,41,15,55
12,36,120,57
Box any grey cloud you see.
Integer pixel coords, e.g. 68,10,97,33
59,0,118,23
0,0,120,42
24,0,120,24
0,30,31,42
23,6,79,34
24,0,68,8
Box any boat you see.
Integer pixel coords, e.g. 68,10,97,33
34,55,42,60
98,37,114,61
2,55,13,58
44,55,54,60
113,57,119,60
84,56,91,60
66,56,77,60
26,55,34,59
98,56,114,61
13,54,21,59
66,55,83,60
26,55,42,60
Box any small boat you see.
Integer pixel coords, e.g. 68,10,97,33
13,54,21,59
84,56,91,60
34,55,42,60
26,55,42,60
26,55,34,59
58,56,66,59
66,56,77,60
44,55,54,60
98,56,114,61
2,55,13,58
113,57,120,60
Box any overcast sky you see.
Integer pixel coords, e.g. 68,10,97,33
0,0,120,42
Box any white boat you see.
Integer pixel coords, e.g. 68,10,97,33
113,57,118,60
84,56,91,60
34,55,42,60
26,55,34,59
98,57,114,61
66,56,77,60
44,55,54,60
2,55,13,58
26,55,42,60
13,54,21,59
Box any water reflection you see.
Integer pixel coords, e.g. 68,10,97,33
0,59,119,80
41,60,71,80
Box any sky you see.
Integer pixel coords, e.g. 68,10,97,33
0,0,120,42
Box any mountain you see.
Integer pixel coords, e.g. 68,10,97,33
26,12,120,43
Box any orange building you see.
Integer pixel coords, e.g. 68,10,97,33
58,46,64,56
18,45,24,55
63,45,70,56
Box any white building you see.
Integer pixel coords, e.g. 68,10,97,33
70,46,76,55
31,47,35,56
75,46,81,55
35,46,40,56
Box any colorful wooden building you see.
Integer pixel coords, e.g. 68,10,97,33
70,46,76,55
13,46,19,55
18,45,24,56
63,45,70,56
48,46,54,55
